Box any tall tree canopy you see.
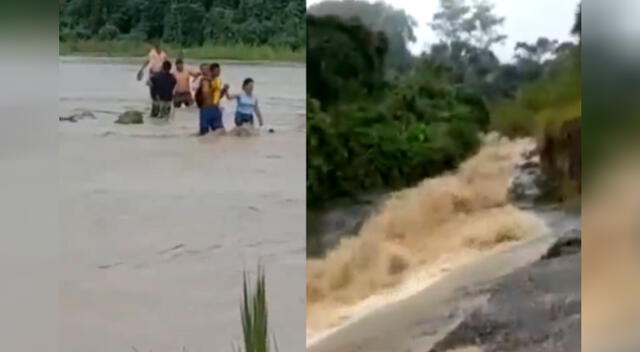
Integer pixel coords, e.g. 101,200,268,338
308,0,417,71
425,0,576,102
430,0,506,50
307,15,388,108
426,0,511,100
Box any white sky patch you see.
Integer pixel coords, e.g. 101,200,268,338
307,0,579,62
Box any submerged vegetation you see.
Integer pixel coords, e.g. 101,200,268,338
59,0,305,60
307,0,581,207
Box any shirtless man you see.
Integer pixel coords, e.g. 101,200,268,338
172,59,200,108
192,63,209,95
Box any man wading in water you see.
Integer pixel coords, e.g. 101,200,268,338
137,42,169,113
195,63,228,135
172,58,200,108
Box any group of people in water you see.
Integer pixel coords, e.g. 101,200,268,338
137,43,264,136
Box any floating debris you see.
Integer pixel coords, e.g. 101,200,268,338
157,243,185,255
59,116,78,123
59,109,97,122
115,110,144,124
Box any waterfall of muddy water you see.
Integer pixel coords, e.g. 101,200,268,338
306,133,549,345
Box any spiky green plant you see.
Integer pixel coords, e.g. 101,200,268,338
234,266,278,352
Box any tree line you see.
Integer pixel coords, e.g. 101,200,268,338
59,0,306,49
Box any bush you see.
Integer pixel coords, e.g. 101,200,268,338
118,29,147,42
490,100,536,137
60,25,92,42
97,24,120,41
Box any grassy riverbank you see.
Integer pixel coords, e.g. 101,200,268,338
59,40,305,62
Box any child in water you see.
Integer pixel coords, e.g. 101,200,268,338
227,78,264,127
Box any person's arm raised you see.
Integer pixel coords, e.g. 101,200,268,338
226,90,239,100
221,83,230,99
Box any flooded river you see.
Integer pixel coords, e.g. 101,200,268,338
59,58,305,351
306,136,581,350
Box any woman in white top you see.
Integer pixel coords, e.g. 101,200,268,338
227,78,264,127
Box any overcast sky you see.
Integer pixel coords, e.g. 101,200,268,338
307,0,580,62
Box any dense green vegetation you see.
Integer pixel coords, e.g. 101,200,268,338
59,0,305,60
490,43,580,138
308,0,581,207
308,11,489,206
491,5,581,201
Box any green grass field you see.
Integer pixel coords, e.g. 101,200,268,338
60,40,305,63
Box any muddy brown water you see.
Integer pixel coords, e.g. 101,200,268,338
305,137,581,351
59,57,305,351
